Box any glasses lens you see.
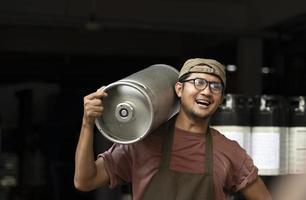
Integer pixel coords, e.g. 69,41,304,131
210,82,223,93
194,79,207,90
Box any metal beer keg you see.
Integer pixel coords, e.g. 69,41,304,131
251,95,289,175
95,64,180,144
288,96,306,174
210,94,252,155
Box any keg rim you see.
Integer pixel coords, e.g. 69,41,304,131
95,81,154,144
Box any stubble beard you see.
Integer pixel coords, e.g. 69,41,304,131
187,106,211,124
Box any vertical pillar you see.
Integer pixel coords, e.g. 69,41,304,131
236,37,263,96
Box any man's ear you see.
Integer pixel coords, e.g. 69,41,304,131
175,82,183,98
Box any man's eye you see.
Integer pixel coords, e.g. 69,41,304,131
197,80,206,85
211,83,222,89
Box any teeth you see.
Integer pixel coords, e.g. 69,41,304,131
196,99,210,105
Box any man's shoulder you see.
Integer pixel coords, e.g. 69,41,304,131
210,127,246,152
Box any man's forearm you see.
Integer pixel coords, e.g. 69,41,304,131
74,123,98,190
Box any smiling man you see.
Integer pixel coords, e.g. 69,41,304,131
74,58,272,200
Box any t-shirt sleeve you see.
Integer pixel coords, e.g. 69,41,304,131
233,157,258,191
225,142,258,192
98,143,132,188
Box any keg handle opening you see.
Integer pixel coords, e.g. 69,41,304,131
224,94,233,109
297,96,305,112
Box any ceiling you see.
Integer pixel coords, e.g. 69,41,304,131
0,0,305,53
0,0,306,95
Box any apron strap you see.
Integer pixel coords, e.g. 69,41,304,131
205,127,214,200
159,118,175,170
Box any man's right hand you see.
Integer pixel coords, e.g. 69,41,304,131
82,86,108,127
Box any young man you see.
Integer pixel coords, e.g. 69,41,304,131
74,58,272,199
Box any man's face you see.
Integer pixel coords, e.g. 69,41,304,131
175,72,223,121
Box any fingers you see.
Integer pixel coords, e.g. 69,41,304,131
85,88,108,100
83,87,108,123
84,98,103,107
97,86,106,92
84,105,103,118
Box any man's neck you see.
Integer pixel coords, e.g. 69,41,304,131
175,112,209,134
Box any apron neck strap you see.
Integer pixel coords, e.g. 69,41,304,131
204,128,213,174
160,117,175,169
205,128,214,200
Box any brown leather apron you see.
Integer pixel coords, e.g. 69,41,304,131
141,120,214,200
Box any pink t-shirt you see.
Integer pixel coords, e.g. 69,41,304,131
99,127,258,200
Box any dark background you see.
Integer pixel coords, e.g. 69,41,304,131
0,0,306,199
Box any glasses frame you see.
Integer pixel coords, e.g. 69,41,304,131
180,78,224,94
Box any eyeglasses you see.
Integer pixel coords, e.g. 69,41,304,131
181,78,223,94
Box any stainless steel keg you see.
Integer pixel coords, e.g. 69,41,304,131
210,94,252,155
95,64,180,144
288,96,306,174
251,95,289,175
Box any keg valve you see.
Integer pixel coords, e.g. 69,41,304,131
115,102,134,122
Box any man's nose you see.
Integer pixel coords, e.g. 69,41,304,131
199,84,211,95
